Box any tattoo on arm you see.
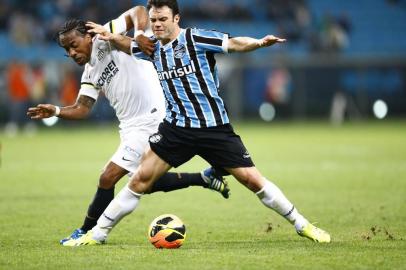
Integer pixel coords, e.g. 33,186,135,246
77,95,95,109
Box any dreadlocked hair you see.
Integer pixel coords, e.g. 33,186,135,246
55,19,94,46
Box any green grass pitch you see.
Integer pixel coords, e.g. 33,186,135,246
0,121,405,270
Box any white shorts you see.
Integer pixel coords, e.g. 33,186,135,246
108,118,161,175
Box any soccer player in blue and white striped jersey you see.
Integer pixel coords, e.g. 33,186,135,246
133,27,230,128
74,0,331,245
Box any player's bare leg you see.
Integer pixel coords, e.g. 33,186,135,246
129,149,172,194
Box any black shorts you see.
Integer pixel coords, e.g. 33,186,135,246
149,121,254,169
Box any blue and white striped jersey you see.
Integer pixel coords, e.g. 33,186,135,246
131,28,230,128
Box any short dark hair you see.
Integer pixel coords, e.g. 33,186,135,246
147,0,179,15
55,19,93,46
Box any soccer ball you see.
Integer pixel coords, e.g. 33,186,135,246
148,214,186,249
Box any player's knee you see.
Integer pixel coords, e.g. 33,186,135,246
128,178,149,194
98,171,118,189
128,170,152,193
236,168,263,191
237,169,253,183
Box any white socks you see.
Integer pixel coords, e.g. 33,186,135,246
256,179,308,231
91,179,308,241
92,185,142,241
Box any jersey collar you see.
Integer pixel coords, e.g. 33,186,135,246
161,28,185,50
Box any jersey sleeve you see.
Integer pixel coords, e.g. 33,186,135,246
191,28,229,54
103,14,127,34
78,66,99,100
130,37,158,61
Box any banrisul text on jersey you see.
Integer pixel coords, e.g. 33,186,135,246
156,60,196,81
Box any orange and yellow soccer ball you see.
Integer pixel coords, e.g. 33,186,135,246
148,214,186,249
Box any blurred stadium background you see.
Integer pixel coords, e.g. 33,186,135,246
1,0,406,135
1,2,406,269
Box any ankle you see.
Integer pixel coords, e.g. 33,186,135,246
92,226,108,241
294,216,309,231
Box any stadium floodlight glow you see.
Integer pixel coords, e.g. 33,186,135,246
259,102,276,122
42,116,59,127
373,100,388,119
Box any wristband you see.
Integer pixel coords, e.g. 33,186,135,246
54,106,61,116
134,30,145,39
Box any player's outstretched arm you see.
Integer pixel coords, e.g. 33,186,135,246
228,35,286,53
87,22,133,55
27,95,95,120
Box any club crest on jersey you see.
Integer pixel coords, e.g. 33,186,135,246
97,49,105,61
153,51,160,62
149,133,162,144
174,44,186,59
97,42,109,61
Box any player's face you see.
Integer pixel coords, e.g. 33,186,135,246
149,5,180,43
59,30,92,66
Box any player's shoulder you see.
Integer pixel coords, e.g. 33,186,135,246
93,35,109,46
81,63,95,82
92,36,111,55
189,27,225,34
189,28,229,42
82,62,91,74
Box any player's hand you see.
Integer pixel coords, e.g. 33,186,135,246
135,35,155,56
86,21,114,41
27,104,56,119
258,35,286,47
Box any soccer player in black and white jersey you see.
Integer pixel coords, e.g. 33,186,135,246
71,0,330,245
27,5,230,245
